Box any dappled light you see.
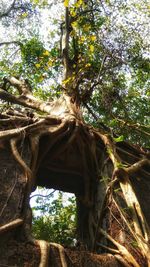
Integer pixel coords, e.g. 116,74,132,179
0,0,150,266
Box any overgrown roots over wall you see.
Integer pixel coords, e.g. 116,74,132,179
0,78,150,266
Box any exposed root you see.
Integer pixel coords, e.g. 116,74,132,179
0,118,46,140
37,240,49,267
0,218,23,234
112,198,138,242
0,85,149,266
114,254,131,267
93,179,117,250
97,243,119,254
10,136,32,179
30,135,39,172
29,135,40,188
76,135,92,206
44,119,75,160
35,120,68,170
94,131,150,264
99,228,140,267
50,242,68,267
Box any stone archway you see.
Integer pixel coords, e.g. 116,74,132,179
0,84,150,266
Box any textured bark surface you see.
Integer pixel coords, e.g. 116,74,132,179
0,89,150,266
0,141,31,227
0,134,149,266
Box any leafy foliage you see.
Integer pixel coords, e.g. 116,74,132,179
0,0,150,254
31,191,76,246
0,1,150,141
20,37,60,85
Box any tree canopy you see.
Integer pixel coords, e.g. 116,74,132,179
0,1,150,266
0,0,149,145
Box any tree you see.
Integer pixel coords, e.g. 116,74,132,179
0,0,150,266
32,190,76,246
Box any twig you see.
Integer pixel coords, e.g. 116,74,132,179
30,190,56,200
97,55,107,81
0,41,22,47
84,102,110,132
0,0,16,18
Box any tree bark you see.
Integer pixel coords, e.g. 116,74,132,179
0,78,149,266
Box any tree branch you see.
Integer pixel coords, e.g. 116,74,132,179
63,7,70,80
0,77,77,116
84,102,110,132
30,190,56,200
6,77,31,95
0,41,22,47
0,0,16,19
113,117,150,136
127,158,150,175
0,86,52,114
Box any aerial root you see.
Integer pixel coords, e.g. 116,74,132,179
10,136,32,179
35,120,70,170
99,228,140,267
94,130,150,264
114,254,131,267
0,218,23,235
29,135,40,187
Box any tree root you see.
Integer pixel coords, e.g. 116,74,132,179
0,218,23,234
0,118,46,140
50,242,68,267
37,240,50,267
10,136,32,179
114,254,131,267
99,228,140,267
94,131,150,265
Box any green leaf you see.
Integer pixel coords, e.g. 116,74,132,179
113,135,124,143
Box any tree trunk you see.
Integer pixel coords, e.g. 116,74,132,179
0,80,150,266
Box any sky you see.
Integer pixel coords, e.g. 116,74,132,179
30,188,74,216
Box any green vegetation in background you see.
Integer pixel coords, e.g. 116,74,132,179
32,191,76,246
